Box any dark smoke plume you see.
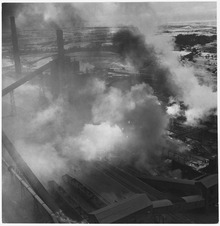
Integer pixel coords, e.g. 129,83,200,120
112,28,179,101
112,28,217,125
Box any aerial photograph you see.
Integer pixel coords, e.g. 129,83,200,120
2,2,218,223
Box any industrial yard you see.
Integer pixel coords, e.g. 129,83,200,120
2,3,218,223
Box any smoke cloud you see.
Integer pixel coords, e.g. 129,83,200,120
3,3,84,30
2,2,217,187
62,122,125,161
167,104,181,117
112,28,217,125
3,71,174,183
162,51,217,125
3,2,159,32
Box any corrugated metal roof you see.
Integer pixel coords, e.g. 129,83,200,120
89,194,152,223
198,174,218,189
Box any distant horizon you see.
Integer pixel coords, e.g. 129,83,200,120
164,19,217,26
151,2,216,24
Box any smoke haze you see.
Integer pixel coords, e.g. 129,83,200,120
2,2,217,184
6,76,170,183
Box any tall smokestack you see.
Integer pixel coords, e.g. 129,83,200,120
56,29,64,96
10,16,22,78
56,29,64,59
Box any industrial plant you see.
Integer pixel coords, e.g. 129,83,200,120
2,3,218,223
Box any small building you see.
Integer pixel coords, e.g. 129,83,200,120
195,174,218,210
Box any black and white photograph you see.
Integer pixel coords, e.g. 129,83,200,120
2,1,218,223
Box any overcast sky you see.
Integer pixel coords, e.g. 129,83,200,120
2,2,217,30
151,2,216,23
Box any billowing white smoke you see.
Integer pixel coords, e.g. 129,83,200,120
3,75,171,181
66,82,168,165
162,52,217,125
15,3,84,29
181,80,217,125
62,122,125,161
15,140,67,184
167,104,181,117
